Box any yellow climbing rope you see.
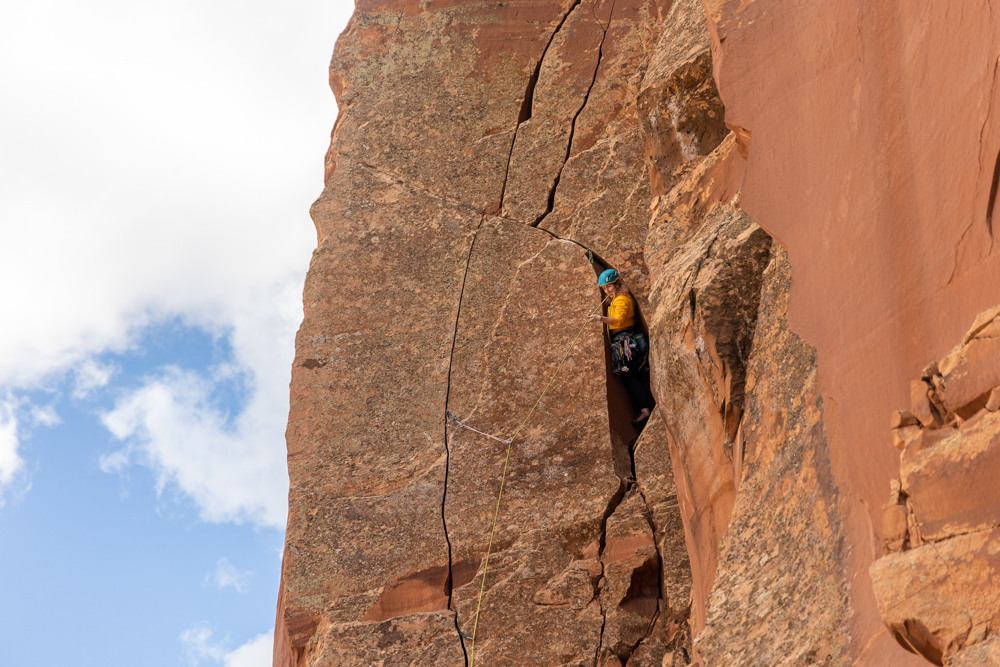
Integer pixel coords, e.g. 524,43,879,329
466,292,611,667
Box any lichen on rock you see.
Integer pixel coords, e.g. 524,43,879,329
275,0,1000,664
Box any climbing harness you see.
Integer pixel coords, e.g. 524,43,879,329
610,330,647,375
463,292,611,667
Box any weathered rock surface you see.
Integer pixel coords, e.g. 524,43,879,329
539,0,727,307
873,308,1000,665
276,0,1000,664
642,134,771,641
444,218,620,666
703,0,1000,662
278,152,480,660
598,489,660,664
952,636,1000,667
696,247,849,665
633,413,691,625
275,0,688,664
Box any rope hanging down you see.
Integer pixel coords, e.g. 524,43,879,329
464,292,611,667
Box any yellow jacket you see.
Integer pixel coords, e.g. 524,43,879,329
607,294,635,333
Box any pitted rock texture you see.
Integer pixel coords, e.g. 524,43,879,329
643,135,772,642
695,247,849,665
307,613,467,666
276,0,693,664
444,218,621,666
704,0,1000,662
277,0,1000,664
951,636,1000,667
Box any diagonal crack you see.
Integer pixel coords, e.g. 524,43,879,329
534,0,619,228
948,220,976,287
495,0,584,216
390,10,403,40
442,215,487,666
344,156,485,215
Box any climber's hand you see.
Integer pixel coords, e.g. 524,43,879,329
588,314,602,323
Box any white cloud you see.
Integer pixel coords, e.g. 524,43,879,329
224,631,273,667
100,359,289,528
0,0,334,387
209,557,253,594
180,626,273,667
0,0,356,511
73,359,115,398
95,276,305,528
180,625,226,665
0,401,23,488
29,404,61,427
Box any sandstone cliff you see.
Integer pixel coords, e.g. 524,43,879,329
274,0,1000,665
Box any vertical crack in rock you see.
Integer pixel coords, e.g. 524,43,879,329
599,480,628,556
531,217,679,666
982,56,1000,238
595,603,608,667
520,0,583,126
593,481,627,667
494,0,584,215
632,484,669,658
924,53,996,286
442,216,486,665
595,482,666,666
492,123,523,217
979,55,1000,169
441,217,649,665
523,231,640,476
533,0,618,228
987,149,1000,238
389,10,403,41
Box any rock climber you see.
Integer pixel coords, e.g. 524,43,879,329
588,268,651,426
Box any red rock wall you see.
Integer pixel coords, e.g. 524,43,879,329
700,0,1000,663
872,307,1000,664
275,0,1000,664
276,0,693,664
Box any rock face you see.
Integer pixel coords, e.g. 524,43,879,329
444,218,621,667
701,0,1000,661
275,0,1000,664
873,308,1000,665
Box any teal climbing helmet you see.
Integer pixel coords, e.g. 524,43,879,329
598,269,619,286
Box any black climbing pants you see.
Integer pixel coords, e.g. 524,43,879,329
622,366,650,413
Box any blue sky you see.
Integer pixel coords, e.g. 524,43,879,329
0,0,354,664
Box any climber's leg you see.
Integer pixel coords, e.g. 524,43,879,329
622,368,650,420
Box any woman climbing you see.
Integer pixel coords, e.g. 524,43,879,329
588,268,651,426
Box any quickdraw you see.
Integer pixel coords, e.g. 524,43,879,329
462,292,612,667
610,330,647,375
